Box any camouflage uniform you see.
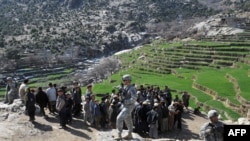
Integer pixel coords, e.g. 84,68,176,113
116,85,137,133
116,74,137,139
200,110,224,141
200,121,224,141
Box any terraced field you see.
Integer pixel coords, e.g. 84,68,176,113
90,35,250,121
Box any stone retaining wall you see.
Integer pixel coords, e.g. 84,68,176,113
192,82,241,110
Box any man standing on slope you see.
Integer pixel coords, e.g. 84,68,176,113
115,74,137,140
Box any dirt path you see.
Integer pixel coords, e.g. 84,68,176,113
0,109,208,141
154,110,208,141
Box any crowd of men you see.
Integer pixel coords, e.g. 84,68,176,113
3,75,196,139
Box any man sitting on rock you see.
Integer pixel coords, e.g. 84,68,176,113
4,77,18,104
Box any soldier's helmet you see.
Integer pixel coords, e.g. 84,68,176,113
207,110,218,118
122,74,132,81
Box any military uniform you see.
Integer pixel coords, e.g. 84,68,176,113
200,121,224,141
116,74,137,139
200,110,224,141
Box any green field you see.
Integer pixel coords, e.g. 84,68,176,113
0,68,74,96
82,40,249,121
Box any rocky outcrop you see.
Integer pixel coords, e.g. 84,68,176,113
0,99,45,140
0,99,25,113
224,117,250,125
187,14,244,37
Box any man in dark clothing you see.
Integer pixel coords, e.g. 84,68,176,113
53,83,58,97
174,101,183,130
26,87,36,121
147,103,159,139
182,91,190,110
138,101,151,135
56,89,67,129
65,94,73,124
164,86,172,107
72,84,82,117
133,101,142,134
156,102,163,133
160,100,169,132
109,100,120,129
36,87,49,118
99,97,108,129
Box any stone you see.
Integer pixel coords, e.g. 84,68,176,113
223,120,234,124
0,112,9,121
238,117,250,125
7,113,19,122
29,129,40,136
247,109,250,119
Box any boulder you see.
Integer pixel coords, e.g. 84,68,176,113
0,99,40,115
238,117,250,125
7,113,19,122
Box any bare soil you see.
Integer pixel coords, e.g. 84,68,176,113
0,109,208,141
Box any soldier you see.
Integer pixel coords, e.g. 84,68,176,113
115,74,137,140
200,110,224,141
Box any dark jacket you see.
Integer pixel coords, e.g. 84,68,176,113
139,105,151,121
27,92,36,111
72,89,82,104
36,90,49,107
147,109,158,124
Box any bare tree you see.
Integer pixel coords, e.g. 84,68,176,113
86,57,121,82
86,66,100,82
99,57,121,75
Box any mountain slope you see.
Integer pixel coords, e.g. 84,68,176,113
0,0,215,59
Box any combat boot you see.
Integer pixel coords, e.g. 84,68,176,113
123,132,133,140
114,133,122,140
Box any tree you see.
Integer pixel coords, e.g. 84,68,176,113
99,57,121,75
86,57,121,82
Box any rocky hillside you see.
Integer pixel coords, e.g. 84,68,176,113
0,0,215,63
1,0,250,71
